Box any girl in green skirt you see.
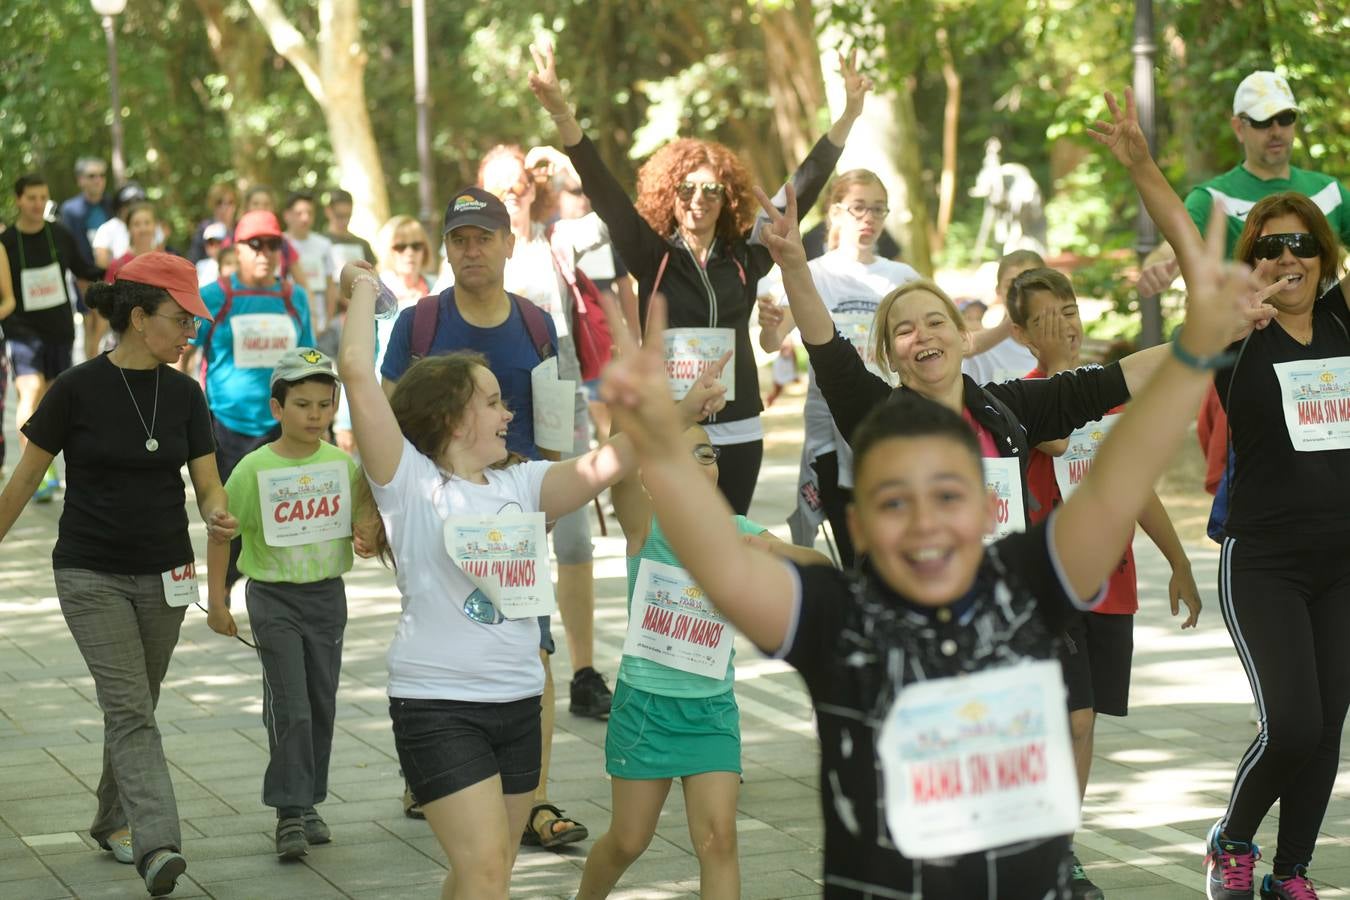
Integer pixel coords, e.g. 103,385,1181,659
575,423,827,899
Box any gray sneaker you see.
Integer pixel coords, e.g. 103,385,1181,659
142,849,187,896
275,817,308,859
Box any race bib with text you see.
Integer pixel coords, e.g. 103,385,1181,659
621,559,733,681
257,462,352,547
445,512,554,618
664,328,736,402
231,313,298,369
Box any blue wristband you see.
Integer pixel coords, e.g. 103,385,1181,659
1170,328,1237,370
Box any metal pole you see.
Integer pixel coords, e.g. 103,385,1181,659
412,0,435,238
1132,0,1162,347
102,14,126,188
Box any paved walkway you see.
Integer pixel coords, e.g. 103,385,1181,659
1,379,1348,899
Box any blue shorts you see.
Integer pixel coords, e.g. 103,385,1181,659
8,334,73,380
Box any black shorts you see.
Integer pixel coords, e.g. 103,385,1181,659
8,334,72,380
390,695,542,803
1060,611,1134,717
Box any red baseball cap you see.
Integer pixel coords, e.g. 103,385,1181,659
115,252,214,322
234,209,283,243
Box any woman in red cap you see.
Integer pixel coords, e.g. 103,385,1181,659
0,252,237,897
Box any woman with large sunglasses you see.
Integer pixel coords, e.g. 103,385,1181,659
1093,88,1350,900
528,40,869,515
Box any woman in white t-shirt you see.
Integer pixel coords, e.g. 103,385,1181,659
757,170,918,566
336,261,723,899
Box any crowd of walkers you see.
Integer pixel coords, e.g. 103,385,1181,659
0,52,1347,900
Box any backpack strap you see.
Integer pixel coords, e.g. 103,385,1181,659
410,293,441,361
199,277,303,389
513,294,555,362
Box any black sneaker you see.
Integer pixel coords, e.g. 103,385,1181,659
569,667,612,719
1070,852,1105,899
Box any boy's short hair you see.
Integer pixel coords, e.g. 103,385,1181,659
15,173,46,197
1005,267,1076,328
285,190,315,211
996,249,1046,285
851,391,984,481
325,189,354,207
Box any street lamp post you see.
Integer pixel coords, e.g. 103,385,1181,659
1132,0,1163,347
91,0,128,188
412,0,436,239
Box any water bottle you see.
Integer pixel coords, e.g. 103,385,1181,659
372,277,401,320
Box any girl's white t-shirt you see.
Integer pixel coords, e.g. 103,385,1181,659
761,251,919,460
371,438,551,702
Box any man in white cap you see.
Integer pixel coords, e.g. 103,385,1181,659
1139,70,1350,290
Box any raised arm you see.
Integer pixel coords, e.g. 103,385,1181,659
598,293,798,652
337,262,404,485
529,40,666,283
1054,207,1256,599
1088,89,1209,292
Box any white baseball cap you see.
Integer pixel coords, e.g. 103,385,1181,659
1233,71,1298,121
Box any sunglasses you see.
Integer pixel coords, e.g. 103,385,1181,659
1252,232,1320,260
692,443,721,466
676,181,726,202
392,242,426,253
245,237,283,253
1240,110,1297,130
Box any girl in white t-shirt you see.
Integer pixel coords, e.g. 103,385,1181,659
335,261,723,899
756,170,919,566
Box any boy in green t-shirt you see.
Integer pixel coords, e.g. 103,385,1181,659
206,347,360,860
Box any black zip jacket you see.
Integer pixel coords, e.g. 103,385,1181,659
805,331,1131,523
565,134,843,425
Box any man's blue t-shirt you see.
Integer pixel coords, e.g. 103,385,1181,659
192,275,314,437
59,195,112,262
380,289,558,460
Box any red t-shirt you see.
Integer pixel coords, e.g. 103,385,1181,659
1024,366,1137,614
104,251,137,283
1196,384,1227,496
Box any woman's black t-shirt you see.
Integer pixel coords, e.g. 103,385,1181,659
1217,282,1350,547
21,354,216,573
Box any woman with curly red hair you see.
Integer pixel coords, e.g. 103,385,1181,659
528,40,870,514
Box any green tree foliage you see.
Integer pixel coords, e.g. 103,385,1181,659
3,0,1344,272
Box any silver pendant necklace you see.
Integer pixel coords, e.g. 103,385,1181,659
115,360,160,452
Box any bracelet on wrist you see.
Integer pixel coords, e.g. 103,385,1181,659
1170,327,1237,370
549,107,575,122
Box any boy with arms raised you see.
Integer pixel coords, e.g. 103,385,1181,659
205,347,360,860
1006,266,1203,898
596,200,1257,896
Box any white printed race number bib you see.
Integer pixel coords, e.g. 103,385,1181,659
621,559,733,681
257,462,352,547
21,262,70,312
983,456,1026,542
445,512,554,618
1272,357,1350,451
832,310,876,365
232,313,298,368
664,328,736,402
530,357,577,454
161,562,200,608
1052,413,1120,500
878,660,1079,859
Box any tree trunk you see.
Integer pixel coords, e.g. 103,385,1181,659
888,80,934,277
245,0,390,237
933,26,960,256
757,0,827,165
192,0,273,188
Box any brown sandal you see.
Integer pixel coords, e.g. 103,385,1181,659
520,803,588,849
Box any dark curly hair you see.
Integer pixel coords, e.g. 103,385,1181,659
83,279,172,334
634,138,753,242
